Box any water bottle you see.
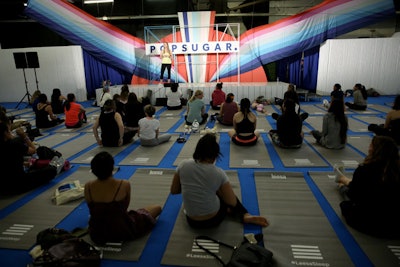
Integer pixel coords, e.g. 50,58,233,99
192,119,199,133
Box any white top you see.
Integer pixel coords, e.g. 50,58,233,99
166,88,182,107
138,117,160,140
99,92,112,108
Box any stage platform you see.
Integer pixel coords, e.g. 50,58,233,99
95,82,289,106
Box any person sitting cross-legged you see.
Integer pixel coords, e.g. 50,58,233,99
85,151,162,244
138,104,172,146
170,133,269,229
269,98,303,148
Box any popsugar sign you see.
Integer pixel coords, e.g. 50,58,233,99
145,41,239,55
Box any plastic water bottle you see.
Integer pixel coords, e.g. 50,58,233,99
277,77,279,83
192,119,199,133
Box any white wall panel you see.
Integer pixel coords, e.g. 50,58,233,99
317,38,400,95
0,46,87,102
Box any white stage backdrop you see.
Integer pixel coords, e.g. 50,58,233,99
0,46,87,102
316,37,400,95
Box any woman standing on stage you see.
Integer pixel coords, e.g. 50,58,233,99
160,42,172,83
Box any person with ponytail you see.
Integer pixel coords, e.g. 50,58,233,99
345,83,368,110
185,89,208,125
64,93,87,128
228,98,260,146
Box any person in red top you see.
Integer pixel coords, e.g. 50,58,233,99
64,93,87,128
210,82,226,110
216,93,239,125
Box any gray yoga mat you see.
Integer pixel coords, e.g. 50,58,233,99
303,115,323,130
53,133,97,160
6,108,33,116
161,171,247,267
71,142,129,164
35,133,80,148
157,108,186,117
119,136,177,166
347,117,369,132
0,166,95,250
230,136,273,168
268,135,329,167
352,115,385,125
300,104,327,115
305,135,364,168
309,172,400,267
347,107,379,115
85,168,173,261
368,104,391,113
53,122,94,133
158,116,181,132
254,171,353,267
173,134,203,166
346,135,372,155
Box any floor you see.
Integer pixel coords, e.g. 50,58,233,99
0,94,398,267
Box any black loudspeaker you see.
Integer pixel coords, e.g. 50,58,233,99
26,52,40,68
13,52,28,69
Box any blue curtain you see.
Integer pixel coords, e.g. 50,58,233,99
276,46,319,92
83,50,132,98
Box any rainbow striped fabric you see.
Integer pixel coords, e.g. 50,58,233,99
25,0,394,83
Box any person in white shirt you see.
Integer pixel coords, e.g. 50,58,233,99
166,83,183,110
99,85,112,111
138,105,171,146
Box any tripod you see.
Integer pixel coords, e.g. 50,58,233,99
15,68,32,109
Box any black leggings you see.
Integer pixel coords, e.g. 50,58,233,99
160,64,171,80
186,197,248,229
345,102,366,110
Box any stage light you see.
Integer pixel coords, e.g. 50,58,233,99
84,0,114,4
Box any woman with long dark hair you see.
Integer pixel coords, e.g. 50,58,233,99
345,83,367,110
269,98,303,148
335,136,400,237
311,99,348,149
228,98,260,146
50,88,67,114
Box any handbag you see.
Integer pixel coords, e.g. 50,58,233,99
195,235,273,267
31,228,100,267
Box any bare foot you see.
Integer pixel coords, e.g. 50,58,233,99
243,214,269,227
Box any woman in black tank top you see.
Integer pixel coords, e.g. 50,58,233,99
228,98,260,146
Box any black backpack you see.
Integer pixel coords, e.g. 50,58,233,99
36,146,62,160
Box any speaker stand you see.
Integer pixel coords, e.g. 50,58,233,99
33,68,40,91
15,68,32,109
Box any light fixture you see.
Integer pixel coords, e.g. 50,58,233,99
84,0,114,4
